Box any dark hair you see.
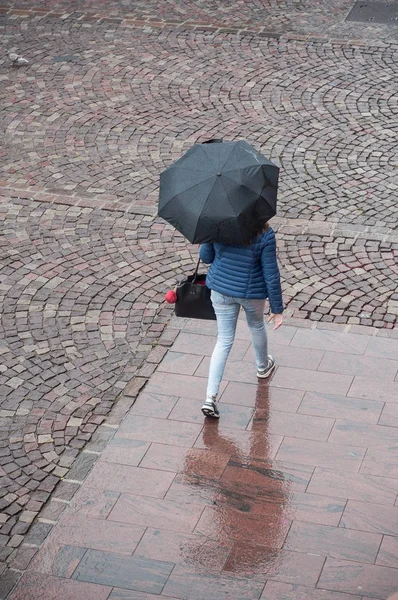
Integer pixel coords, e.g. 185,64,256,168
202,138,223,144
245,222,270,245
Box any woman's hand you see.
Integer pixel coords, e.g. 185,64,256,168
267,313,283,330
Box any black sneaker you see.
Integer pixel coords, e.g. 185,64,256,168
201,399,220,418
257,355,276,379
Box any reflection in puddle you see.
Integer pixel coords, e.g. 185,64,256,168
181,384,293,576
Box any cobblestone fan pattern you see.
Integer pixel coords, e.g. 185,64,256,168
0,193,194,575
1,18,398,227
279,233,398,328
3,0,398,42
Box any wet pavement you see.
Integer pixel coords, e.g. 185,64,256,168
8,316,398,599
1,0,398,597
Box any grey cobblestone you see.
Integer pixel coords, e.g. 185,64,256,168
2,0,398,42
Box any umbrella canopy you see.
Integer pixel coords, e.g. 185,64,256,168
158,140,279,244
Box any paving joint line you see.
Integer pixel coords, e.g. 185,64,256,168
2,187,396,242
0,186,156,216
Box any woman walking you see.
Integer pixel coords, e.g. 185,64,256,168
200,223,283,418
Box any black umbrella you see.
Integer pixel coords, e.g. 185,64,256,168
158,140,279,244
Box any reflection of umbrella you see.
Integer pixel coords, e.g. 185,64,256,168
158,140,279,245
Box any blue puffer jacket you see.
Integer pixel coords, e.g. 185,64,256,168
199,227,283,314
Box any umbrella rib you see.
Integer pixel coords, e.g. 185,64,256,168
167,163,216,176
228,181,276,212
219,176,239,219
160,178,214,210
221,173,272,195
217,144,236,174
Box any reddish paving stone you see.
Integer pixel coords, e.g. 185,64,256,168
278,491,345,526
318,558,398,598
340,500,398,536
144,372,210,400
365,338,398,361
307,468,398,505
162,564,265,600
194,504,291,548
223,546,325,585
66,487,120,519
289,330,370,355
108,494,204,533
360,448,398,479
100,439,151,467
219,459,313,496
133,527,233,571
376,536,398,568
172,332,249,360
33,514,145,562
169,397,254,429
157,351,204,375
214,381,260,408
143,371,227,401
329,420,398,449
250,408,335,441
116,414,202,447
284,521,382,563
194,420,283,460
83,462,175,497
318,352,398,380
29,544,87,579
220,383,304,411
271,366,353,396
109,591,181,600
164,474,222,507
297,391,384,423
378,403,398,428
139,444,229,476
250,344,325,370
275,437,365,471
72,549,174,594
128,392,178,419
261,581,362,600
263,324,299,346
8,572,111,600
348,377,398,404
196,357,260,385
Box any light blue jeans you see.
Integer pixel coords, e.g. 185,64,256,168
207,290,268,399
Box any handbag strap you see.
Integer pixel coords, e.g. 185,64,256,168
192,257,201,283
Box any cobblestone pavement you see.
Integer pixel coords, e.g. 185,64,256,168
2,14,398,226
0,0,398,596
3,0,398,42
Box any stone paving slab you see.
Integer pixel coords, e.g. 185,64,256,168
7,317,398,599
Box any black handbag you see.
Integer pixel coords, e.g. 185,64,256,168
175,258,216,320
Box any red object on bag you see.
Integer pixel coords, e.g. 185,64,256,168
165,290,178,303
